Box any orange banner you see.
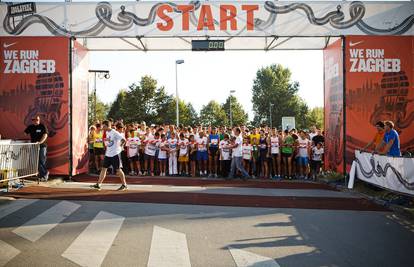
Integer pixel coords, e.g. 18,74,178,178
323,38,344,173
345,36,414,170
71,41,89,175
0,37,70,174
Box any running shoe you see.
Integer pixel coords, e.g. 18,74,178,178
90,183,101,190
117,184,128,191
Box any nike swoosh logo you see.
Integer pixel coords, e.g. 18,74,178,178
3,42,17,48
349,41,363,47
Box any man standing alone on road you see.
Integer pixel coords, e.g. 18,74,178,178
227,127,250,180
24,115,49,181
91,120,128,191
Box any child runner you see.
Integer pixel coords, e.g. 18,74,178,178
178,132,189,176
219,134,231,177
208,127,220,178
157,134,168,176
242,137,253,176
168,132,178,176
196,131,208,177
126,129,141,176
310,142,324,180
91,121,128,191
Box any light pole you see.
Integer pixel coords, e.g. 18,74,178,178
175,60,184,128
229,90,236,128
88,70,110,123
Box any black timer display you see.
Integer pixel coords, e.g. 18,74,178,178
192,40,225,51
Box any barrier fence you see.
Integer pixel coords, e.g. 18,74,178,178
0,141,40,190
348,150,414,196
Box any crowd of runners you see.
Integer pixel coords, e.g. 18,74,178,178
89,120,325,182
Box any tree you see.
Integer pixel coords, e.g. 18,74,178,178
107,90,127,121
200,100,228,126
306,107,324,129
88,94,110,125
222,95,248,126
251,64,309,129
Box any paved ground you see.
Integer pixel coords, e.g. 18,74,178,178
1,176,413,266
0,199,413,267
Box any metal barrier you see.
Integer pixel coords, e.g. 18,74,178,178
0,142,40,190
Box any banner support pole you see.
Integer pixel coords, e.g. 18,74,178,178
342,35,347,185
68,36,74,180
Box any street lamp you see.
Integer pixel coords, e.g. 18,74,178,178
229,90,236,128
88,70,110,123
175,59,185,128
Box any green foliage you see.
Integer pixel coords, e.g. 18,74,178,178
200,100,228,126
251,64,309,129
306,106,324,129
222,95,248,127
88,93,109,125
107,90,128,121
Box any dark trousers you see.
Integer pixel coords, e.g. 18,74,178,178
38,146,48,178
220,160,231,177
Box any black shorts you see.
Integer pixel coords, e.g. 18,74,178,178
209,147,218,157
94,147,105,156
128,155,139,162
259,149,267,161
189,152,197,161
144,154,155,161
103,154,122,170
282,152,292,158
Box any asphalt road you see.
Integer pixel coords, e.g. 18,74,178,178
1,199,413,267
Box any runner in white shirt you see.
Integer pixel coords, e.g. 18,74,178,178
196,131,208,176
270,128,282,179
227,128,250,180
157,134,168,176
310,142,324,180
91,121,128,191
126,129,141,176
168,132,178,176
178,133,189,176
144,131,158,176
242,138,253,175
296,130,311,179
219,134,231,177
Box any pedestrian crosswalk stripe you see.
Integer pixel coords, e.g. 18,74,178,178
147,226,191,267
0,199,38,221
0,239,20,267
12,200,80,242
229,247,281,267
62,211,125,267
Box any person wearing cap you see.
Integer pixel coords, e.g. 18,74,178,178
361,121,385,153
375,121,401,157
24,115,49,181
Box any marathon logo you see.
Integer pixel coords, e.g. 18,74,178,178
7,2,36,17
349,48,401,73
3,49,56,74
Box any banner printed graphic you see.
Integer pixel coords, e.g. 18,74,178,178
0,36,70,175
352,151,414,196
324,39,344,173
71,41,89,175
345,36,414,171
1,1,413,37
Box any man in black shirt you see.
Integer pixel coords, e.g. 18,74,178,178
24,115,49,181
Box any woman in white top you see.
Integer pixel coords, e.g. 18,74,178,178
270,128,282,179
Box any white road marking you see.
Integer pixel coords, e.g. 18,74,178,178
62,211,125,267
0,199,38,220
229,247,281,267
147,226,191,267
0,239,20,266
13,201,80,242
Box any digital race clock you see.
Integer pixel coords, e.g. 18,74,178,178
191,40,225,51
